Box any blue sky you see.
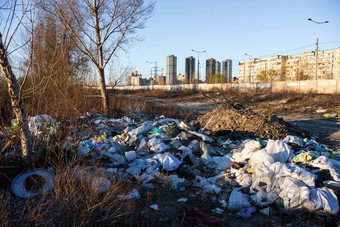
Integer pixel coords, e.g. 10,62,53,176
118,0,340,81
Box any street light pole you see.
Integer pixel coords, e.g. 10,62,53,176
245,53,253,83
308,18,329,80
192,49,206,83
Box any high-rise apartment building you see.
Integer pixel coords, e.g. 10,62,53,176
166,55,177,85
238,47,340,82
215,61,221,74
222,59,232,83
206,58,216,83
185,56,195,84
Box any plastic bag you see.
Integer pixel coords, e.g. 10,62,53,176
153,153,182,171
310,156,340,182
228,188,250,211
277,177,310,210
265,140,293,163
303,188,339,215
233,140,261,163
148,138,171,153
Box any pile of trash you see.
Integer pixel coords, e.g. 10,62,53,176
194,102,303,140
5,105,340,220
70,110,340,217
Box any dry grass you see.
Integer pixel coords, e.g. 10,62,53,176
0,168,134,227
0,123,134,227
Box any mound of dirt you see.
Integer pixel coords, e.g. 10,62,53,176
194,102,303,140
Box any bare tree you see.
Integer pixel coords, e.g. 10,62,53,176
47,0,154,115
107,60,133,88
0,0,34,167
256,69,279,82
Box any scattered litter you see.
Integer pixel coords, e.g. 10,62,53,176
119,189,140,200
125,151,137,161
219,200,228,208
148,138,171,153
211,207,224,214
28,115,58,137
236,207,256,219
323,113,338,118
303,188,339,215
316,109,327,113
199,114,214,133
154,153,182,171
177,198,187,202
310,156,340,182
77,146,90,156
323,180,340,191
203,184,222,194
228,188,250,211
188,130,214,142
169,175,185,191
8,103,337,219
150,204,159,210
259,207,271,216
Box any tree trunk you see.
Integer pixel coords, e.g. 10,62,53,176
0,34,33,167
98,67,109,115
93,2,109,116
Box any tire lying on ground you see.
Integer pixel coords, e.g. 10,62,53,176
11,168,56,198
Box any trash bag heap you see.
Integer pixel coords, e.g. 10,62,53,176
69,108,340,217
7,103,340,219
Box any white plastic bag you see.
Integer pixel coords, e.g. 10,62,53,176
228,188,250,211
303,188,339,215
233,140,261,163
310,156,340,182
213,155,232,171
153,153,182,171
148,138,171,153
265,140,293,163
283,135,303,146
277,177,310,210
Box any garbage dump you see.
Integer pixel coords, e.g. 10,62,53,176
6,104,340,224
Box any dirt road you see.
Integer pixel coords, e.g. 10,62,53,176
280,115,340,149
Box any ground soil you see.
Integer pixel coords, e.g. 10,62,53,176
194,101,303,140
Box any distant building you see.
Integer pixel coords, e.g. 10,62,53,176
126,71,150,86
177,73,186,84
166,55,177,85
215,61,221,74
185,56,195,84
152,75,166,85
206,58,216,82
238,47,340,82
222,59,232,83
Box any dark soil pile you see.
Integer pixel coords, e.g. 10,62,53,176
194,102,303,140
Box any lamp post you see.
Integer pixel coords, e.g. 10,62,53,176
192,49,206,83
308,18,329,80
245,53,253,83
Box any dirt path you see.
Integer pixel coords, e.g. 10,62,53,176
280,115,340,149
